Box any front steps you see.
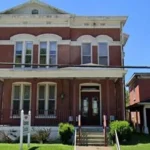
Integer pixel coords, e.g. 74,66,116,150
76,127,107,146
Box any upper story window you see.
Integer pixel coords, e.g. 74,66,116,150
15,41,33,68
11,83,31,116
37,82,57,117
39,41,57,68
98,42,108,65
32,9,39,14
82,43,92,64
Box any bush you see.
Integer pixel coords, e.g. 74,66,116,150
59,123,74,144
31,128,51,143
109,120,133,144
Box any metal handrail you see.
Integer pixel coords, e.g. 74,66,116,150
74,129,77,150
115,130,121,150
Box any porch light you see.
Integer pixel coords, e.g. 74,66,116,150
61,93,65,100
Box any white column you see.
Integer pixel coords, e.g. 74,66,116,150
143,106,149,134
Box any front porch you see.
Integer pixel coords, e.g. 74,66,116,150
0,67,126,126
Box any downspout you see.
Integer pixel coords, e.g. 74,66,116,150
120,22,126,120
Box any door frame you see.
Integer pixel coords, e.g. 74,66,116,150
79,83,102,126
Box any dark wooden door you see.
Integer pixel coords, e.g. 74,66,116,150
81,92,100,126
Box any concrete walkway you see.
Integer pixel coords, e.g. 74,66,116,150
77,146,112,150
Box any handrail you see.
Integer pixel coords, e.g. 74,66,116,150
115,130,121,150
103,115,107,146
78,114,81,145
74,129,77,150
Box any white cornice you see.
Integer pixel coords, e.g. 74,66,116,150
0,14,127,28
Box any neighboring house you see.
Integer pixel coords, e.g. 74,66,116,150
126,73,150,134
0,0,128,127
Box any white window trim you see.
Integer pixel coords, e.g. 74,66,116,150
81,42,93,64
38,41,58,68
36,82,57,118
98,42,109,65
10,82,31,118
14,41,33,69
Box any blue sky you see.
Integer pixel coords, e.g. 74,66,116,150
0,0,150,82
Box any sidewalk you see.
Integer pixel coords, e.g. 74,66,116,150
77,146,112,150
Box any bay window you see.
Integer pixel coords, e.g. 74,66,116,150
11,83,31,116
15,41,33,68
39,42,57,68
98,42,108,65
82,43,92,64
37,83,57,117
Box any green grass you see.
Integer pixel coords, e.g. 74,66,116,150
113,133,150,150
0,144,73,150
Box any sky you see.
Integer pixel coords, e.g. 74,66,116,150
0,0,150,83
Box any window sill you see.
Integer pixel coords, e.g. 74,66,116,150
35,115,56,119
10,115,20,119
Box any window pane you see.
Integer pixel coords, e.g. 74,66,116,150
25,42,33,54
82,43,91,55
83,56,91,64
13,100,20,110
48,101,55,114
38,100,45,113
40,42,47,55
39,85,45,99
13,85,20,99
49,85,55,99
99,43,108,56
99,57,108,65
25,56,31,67
16,42,23,55
15,55,22,67
23,101,30,113
23,85,30,99
50,42,56,51
49,55,56,65
40,56,46,65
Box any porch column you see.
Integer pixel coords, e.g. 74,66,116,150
106,79,110,123
143,106,149,134
73,78,77,125
31,79,37,126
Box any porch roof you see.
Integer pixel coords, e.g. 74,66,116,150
126,99,150,111
0,67,127,79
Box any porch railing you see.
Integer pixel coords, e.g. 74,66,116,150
103,115,107,146
78,114,81,145
0,109,73,126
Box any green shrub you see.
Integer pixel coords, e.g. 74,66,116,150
58,123,74,144
109,120,133,144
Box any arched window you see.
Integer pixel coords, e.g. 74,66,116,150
32,9,39,14
37,82,57,117
11,82,31,116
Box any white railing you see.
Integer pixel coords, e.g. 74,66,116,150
115,130,121,150
74,129,77,150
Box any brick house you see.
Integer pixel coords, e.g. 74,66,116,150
127,73,150,134
0,0,128,127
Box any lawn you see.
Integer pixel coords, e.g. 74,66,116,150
0,144,73,150
113,133,150,150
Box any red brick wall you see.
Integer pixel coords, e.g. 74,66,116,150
1,78,124,126
0,27,122,67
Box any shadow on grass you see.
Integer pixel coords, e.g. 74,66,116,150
121,132,150,145
29,146,39,150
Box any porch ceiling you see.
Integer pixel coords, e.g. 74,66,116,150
0,68,127,79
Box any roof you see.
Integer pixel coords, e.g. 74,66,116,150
126,99,150,110
0,0,69,14
126,72,150,86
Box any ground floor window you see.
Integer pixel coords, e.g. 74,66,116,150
11,83,31,116
37,82,56,116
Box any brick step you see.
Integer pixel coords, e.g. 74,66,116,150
77,136,105,139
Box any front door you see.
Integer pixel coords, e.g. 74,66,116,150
81,92,100,126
